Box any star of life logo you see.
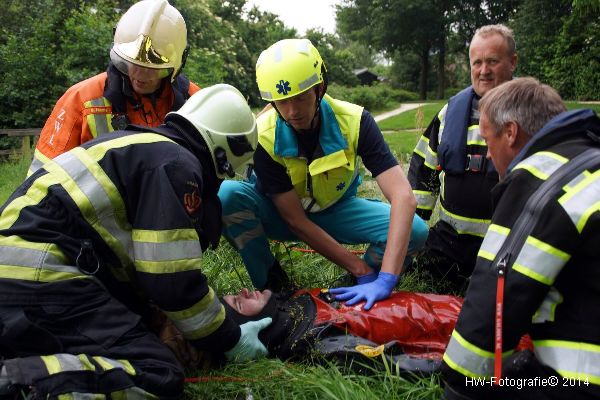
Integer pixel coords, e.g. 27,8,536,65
276,80,291,95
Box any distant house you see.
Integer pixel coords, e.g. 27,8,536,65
353,68,388,85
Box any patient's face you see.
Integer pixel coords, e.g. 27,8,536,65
223,288,272,316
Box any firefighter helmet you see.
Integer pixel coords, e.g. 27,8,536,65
166,84,257,179
256,38,326,101
110,0,188,82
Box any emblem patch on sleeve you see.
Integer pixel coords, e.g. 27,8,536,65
183,189,201,214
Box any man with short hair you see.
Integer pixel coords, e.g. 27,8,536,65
408,24,517,291
219,38,428,310
442,77,600,399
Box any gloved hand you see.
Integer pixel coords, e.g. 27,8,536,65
356,270,378,285
224,317,272,362
329,272,398,310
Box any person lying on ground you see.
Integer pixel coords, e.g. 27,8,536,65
161,287,465,375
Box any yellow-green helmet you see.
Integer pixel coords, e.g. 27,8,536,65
256,39,326,101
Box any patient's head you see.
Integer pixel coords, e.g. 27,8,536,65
222,288,272,317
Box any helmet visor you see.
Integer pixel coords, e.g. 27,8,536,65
227,135,255,157
110,48,172,79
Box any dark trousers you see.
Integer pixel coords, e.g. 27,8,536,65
412,247,471,294
0,279,183,399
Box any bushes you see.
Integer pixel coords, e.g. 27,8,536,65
327,83,418,112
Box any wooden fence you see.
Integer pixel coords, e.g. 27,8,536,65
0,128,41,160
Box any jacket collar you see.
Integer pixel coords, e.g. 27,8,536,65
274,98,348,157
507,109,600,173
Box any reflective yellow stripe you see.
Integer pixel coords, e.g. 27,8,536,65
477,224,509,261
413,136,438,169
92,357,136,376
84,97,113,138
135,259,201,274
0,265,86,282
559,170,600,233
439,205,490,237
534,340,600,385
513,151,567,180
532,287,563,323
165,287,225,339
132,229,199,243
132,229,202,270
437,104,448,141
41,354,95,375
466,125,485,146
413,189,436,211
0,176,51,230
0,237,86,281
45,150,132,268
28,148,51,176
85,133,173,161
512,235,570,285
443,331,495,378
41,355,62,375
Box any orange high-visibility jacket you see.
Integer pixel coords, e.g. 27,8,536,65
35,69,200,160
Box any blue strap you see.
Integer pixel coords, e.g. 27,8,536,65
508,109,600,173
438,86,493,173
274,98,348,157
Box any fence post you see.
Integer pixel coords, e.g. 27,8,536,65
21,136,31,161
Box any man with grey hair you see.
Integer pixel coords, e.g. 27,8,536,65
442,77,600,399
408,24,517,292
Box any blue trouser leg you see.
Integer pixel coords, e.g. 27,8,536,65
219,180,429,288
305,196,428,272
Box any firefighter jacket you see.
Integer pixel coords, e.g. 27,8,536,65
30,64,200,175
0,123,240,354
442,109,600,398
408,87,499,265
258,94,362,212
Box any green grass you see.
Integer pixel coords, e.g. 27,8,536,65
377,100,600,132
377,101,445,131
566,101,600,114
0,99,597,399
184,358,443,399
0,158,30,204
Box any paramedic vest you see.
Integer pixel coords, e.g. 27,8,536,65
258,94,362,212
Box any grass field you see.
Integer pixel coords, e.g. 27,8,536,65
0,100,597,399
0,124,443,400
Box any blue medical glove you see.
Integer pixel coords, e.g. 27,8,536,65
224,317,272,362
356,270,378,285
329,272,398,311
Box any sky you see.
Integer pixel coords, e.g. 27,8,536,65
245,0,342,35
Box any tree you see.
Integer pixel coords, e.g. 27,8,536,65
511,0,600,100
0,0,120,128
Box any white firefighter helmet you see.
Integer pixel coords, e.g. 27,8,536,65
167,84,258,179
110,0,188,82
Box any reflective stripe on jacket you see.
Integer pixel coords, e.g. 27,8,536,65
442,109,600,394
258,94,362,212
1,130,238,352
31,70,200,176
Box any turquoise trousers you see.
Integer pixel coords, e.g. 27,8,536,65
219,180,429,288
